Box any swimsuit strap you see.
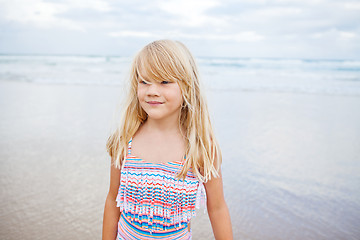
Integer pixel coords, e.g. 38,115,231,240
121,138,132,172
127,138,132,156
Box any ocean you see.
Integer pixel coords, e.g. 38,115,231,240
0,55,359,240
1,55,360,96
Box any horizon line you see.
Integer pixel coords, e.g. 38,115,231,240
0,53,358,62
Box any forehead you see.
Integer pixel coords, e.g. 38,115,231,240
136,67,161,83
136,56,177,83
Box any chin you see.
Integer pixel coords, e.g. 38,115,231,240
146,114,166,120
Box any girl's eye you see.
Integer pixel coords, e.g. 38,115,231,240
140,80,147,84
161,81,170,84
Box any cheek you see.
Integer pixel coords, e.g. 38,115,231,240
172,87,183,106
178,93,184,106
137,89,147,110
137,87,144,100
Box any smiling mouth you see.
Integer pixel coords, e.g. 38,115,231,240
147,101,163,105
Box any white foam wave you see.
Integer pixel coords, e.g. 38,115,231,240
1,55,359,96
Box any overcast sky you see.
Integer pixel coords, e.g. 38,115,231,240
1,0,359,59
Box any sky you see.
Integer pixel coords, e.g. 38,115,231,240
0,0,360,59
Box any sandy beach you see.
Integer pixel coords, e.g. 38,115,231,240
1,79,360,240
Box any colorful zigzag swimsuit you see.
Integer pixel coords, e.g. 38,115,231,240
116,138,207,239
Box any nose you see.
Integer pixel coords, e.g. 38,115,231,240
146,82,160,96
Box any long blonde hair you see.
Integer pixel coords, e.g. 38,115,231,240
106,39,221,182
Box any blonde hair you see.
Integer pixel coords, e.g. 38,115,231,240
106,39,221,182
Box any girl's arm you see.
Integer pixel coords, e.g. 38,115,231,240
102,159,121,240
204,169,233,240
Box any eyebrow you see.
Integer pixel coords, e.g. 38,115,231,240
138,75,151,83
138,73,176,83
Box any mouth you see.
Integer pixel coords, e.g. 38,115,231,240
146,101,163,105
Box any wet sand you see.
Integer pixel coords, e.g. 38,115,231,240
0,80,359,239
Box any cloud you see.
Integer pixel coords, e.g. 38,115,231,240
0,0,359,58
252,6,303,17
157,0,226,27
339,31,357,39
0,0,111,31
311,28,358,40
344,2,360,10
109,31,158,38
108,30,264,43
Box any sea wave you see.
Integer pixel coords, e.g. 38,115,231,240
1,55,359,96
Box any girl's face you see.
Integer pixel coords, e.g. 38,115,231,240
137,71,183,122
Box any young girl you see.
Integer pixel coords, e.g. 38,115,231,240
102,40,233,240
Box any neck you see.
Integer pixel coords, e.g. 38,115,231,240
146,118,179,133
143,113,183,136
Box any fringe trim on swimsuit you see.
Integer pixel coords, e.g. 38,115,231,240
116,158,206,233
